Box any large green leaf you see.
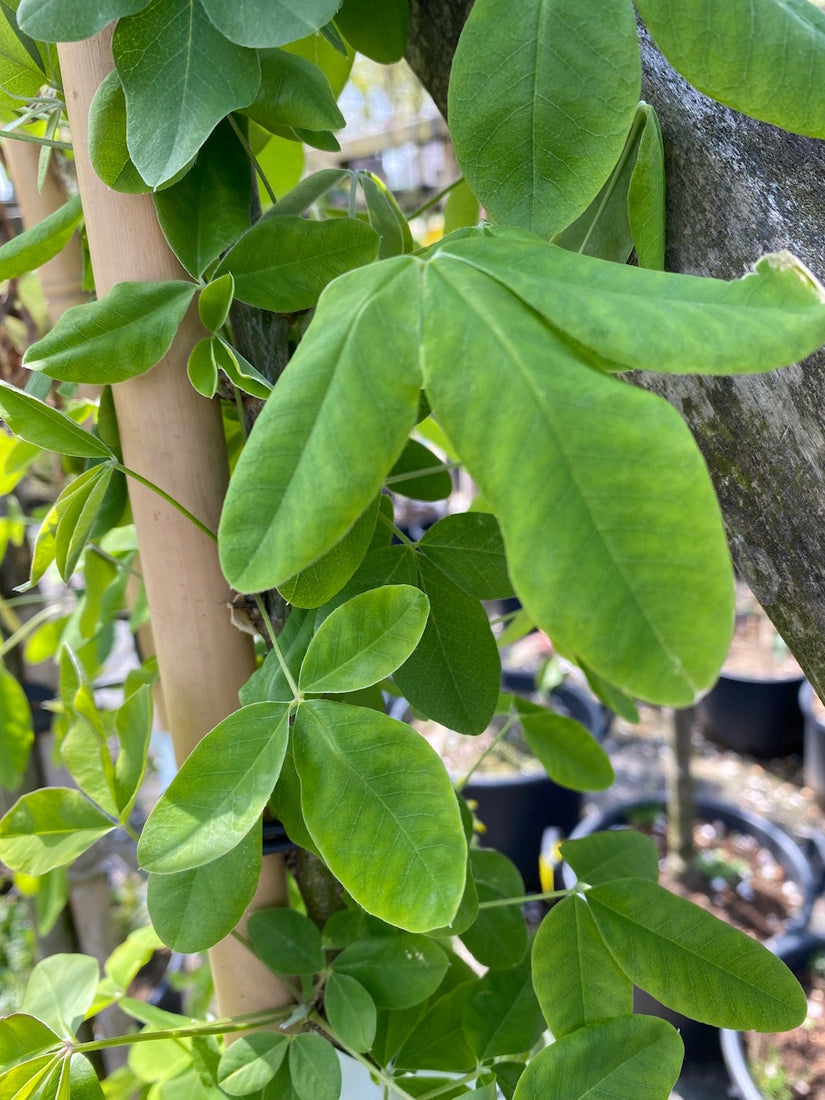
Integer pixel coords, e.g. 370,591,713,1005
394,981,478,1072
636,0,825,139
299,584,429,694
153,120,251,278
17,0,150,40
22,954,99,1039
23,281,197,384
247,908,325,976
420,259,733,705
588,877,808,1030
0,382,112,459
532,895,631,1037
293,700,467,931
463,952,545,1060
336,0,409,63
331,934,448,1009
512,1015,683,1100
0,788,113,876
437,233,825,376
289,1033,340,1100
0,663,33,791
219,258,422,592
138,702,289,873
323,973,377,1054
418,513,513,600
146,828,261,952
393,555,501,734
242,49,344,134
0,1013,60,1067
199,0,340,48
214,215,378,312
0,195,83,281
448,0,640,237
113,0,261,187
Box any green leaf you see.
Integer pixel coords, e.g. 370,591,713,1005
22,954,99,1038
393,556,501,735
294,700,467,931
199,0,340,47
627,103,666,270
448,0,640,237
418,512,513,599
443,180,480,235
299,584,430,694
247,908,325,975
0,10,49,122
187,338,218,398
214,215,379,312
420,255,733,705
138,702,289,873
463,952,544,1060
532,895,632,1037
337,0,409,62
217,1033,288,1097
511,1015,683,1100
104,926,164,992
0,1013,60,1066
288,1033,341,1100
588,877,809,1030
219,258,422,592
213,338,272,399
359,171,414,258
242,48,344,133
0,195,82,281
146,828,261,952
561,829,660,886
88,70,150,194
332,934,448,1009
0,664,33,791
0,788,113,876
34,867,69,937
113,0,260,187
324,973,376,1054
0,382,112,459
17,0,150,40
387,439,452,501
198,274,234,333
579,659,640,724
636,0,825,139
0,1053,58,1098
394,981,478,1072
113,683,152,818
278,495,380,609
286,29,354,98
516,702,614,790
459,848,527,970
153,119,252,277
23,281,197,384
266,168,350,218
54,464,114,581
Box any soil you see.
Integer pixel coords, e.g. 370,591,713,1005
723,580,802,680
745,957,825,1099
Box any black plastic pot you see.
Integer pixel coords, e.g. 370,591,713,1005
800,681,825,802
699,670,804,757
462,681,607,892
563,797,817,1061
720,929,825,1099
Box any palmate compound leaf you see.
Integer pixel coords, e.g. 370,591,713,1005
137,702,289,874
635,0,825,139
448,0,641,239
293,700,467,931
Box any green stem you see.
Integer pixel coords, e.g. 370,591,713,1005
116,464,217,543
455,713,518,792
0,128,72,150
408,177,464,221
69,1006,295,1055
384,461,462,488
253,593,301,699
310,1013,415,1100
87,543,144,582
477,886,583,909
227,114,277,206
389,521,415,548
417,1071,489,1099
0,602,66,658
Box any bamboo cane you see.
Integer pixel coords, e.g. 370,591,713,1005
57,31,291,1019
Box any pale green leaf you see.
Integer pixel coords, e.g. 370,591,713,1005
0,663,33,791
627,103,666,270
17,0,150,40
532,895,631,1037
146,828,261,952
0,788,113,876
0,381,112,459
0,10,48,122
0,1013,60,1067
217,1033,287,1097
448,0,640,237
34,867,69,937
88,70,150,194
511,1016,683,1100
242,48,344,133
443,180,480,235
299,584,429,694
199,0,340,48
247,908,324,975
288,1033,340,1100
198,274,234,333
240,607,314,705
113,683,152,818
104,925,164,992
331,934,448,1008
54,464,113,580
22,954,99,1038
213,338,272,399
286,30,354,98
418,512,513,599
138,702,289,873
218,258,422,592
214,215,379,312
254,131,304,208
113,0,260,187
588,877,808,1031
324,973,376,1054
0,195,83,281
0,1053,58,1099
23,281,197,384
187,338,218,398
294,700,466,931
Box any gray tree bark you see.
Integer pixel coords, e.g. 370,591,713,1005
407,7,825,701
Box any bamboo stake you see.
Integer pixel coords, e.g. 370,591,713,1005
57,31,291,1018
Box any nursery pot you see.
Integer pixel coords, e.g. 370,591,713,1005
563,797,817,1062
700,670,804,757
463,681,608,892
800,680,825,802
720,929,825,1099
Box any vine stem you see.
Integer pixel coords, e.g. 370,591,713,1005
68,1006,295,1055
0,602,66,657
408,177,464,220
309,1013,417,1100
116,463,217,543
454,712,519,792
0,128,72,150
476,886,582,909
253,592,301,699
227,114,277,206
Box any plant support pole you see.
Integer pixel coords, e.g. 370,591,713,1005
57,32,291,1018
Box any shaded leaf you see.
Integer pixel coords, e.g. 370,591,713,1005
337,0,409,63
359,170,414,258
88,70,149,194
627,103,666,270
459,848,527,970
247,908,324,975
324,973,376,1053
198,274,234,333
387,439,452,501
418,512,513,599
242,48,344,134
561,829,660,886
463,952,544,1060
217,1033,288,1097
199,0,340,48
288,1033,340,1100
17,0,150,40
516,701,614,790
266,168,350,218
